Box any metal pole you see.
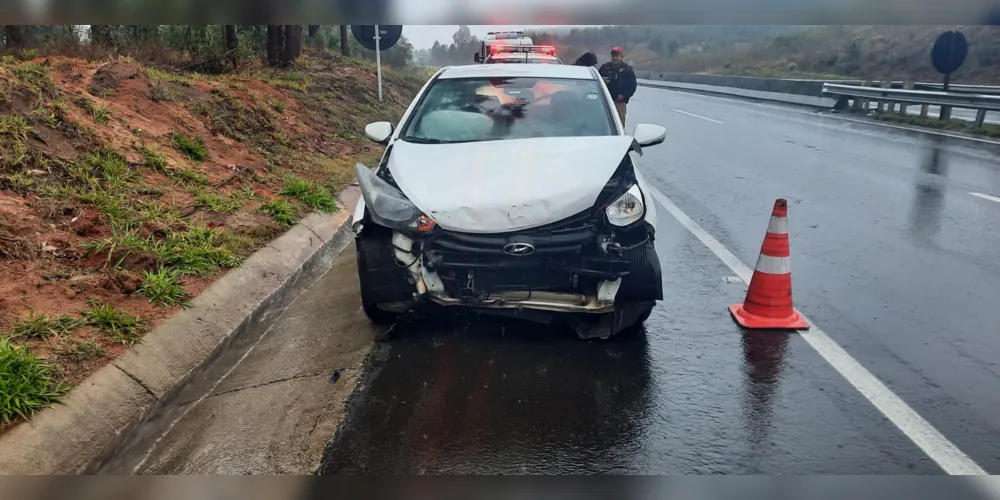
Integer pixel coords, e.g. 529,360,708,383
939,72,952,120
374,25,383,101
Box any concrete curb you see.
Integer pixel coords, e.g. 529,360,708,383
0,187,361,475
638,79,839,109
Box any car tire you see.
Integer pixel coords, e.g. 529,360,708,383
356,232,406,325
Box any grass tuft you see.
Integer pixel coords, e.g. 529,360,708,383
259,198,297,227
280,177,337,212
192,188,243,213
9,310,81,340
62,339,106,362
138,268,189,307
170,132,208,162
81,299,146,345
84,147,136,189
0,338,69,425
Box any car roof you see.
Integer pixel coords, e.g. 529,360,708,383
438,63,596,80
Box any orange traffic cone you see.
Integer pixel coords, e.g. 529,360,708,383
729,199,810,330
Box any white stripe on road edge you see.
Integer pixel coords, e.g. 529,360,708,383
970,192,1000,204
673,109,724,124
646,186,993,478
645,84,1000,147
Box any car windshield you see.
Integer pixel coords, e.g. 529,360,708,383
400,77,614,144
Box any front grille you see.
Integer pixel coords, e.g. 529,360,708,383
427,210,598,256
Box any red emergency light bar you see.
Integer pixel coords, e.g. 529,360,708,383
489,45,557,55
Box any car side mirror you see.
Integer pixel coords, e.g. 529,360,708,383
474,52,482,63
632,124,666,148
364,121,393,144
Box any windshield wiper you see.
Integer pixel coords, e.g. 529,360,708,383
402,136,445,144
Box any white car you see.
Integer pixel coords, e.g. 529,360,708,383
351,63,666,340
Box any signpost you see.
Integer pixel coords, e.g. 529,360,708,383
351,25,403,101
931,30,968,120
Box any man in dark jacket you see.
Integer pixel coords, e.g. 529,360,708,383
598,47,637,126
573,52,598,67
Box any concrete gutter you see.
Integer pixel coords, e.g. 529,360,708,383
0,187,361,475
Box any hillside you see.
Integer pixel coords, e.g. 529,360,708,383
0,50,421,427
576,26,1000,83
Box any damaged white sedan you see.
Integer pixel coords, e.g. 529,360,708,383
351,63,666,339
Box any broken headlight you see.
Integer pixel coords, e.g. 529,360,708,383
355,163,435,232
605,184,644,227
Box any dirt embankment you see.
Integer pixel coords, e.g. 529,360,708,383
0,51,422,429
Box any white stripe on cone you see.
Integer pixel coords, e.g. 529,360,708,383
766,215,789,235
754,254,792,274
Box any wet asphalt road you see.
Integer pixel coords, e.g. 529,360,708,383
320,86,1000,475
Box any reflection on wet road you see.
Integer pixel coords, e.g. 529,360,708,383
321,85,1000,476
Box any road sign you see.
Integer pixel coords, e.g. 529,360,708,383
931,30,968,75
351,25,402,52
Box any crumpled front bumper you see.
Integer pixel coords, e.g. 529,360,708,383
390,218,661,314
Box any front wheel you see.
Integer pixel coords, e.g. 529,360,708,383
355,232,411,325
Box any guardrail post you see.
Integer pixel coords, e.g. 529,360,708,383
897,81,914,115
920,103,929,118
877,81,889,113
859,80,871,113
975,109,987,127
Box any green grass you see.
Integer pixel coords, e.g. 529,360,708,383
146,67,190,85
872,112,1000,138
9,310,81,340
170,133,208,162
259,199,296,227
0,115,32,168
12,61,56,98
62,339,106,362
90,104,112,125
32,107,61,128
0,338,69,425
81,300,146,345
172,167,209,186
138,268,188,307
192,188,243,213
84,147,136,189
158,225,242,275
140,146,169,174
269,99,285,114
279,177,337,212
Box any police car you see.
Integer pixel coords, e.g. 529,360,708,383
351,63,668,340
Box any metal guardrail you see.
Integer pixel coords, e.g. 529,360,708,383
822,83,1000,126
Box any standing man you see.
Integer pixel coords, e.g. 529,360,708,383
599,47,637,127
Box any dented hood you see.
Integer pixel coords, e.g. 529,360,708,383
388,136,636,234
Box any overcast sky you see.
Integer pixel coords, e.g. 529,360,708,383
404,25,599,49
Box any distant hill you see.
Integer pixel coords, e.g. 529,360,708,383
532,25,1000,84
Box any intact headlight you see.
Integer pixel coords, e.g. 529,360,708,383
355,163,435,232
605,184,645,227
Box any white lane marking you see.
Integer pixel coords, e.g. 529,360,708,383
646,186,990,477
643,84,1000,147
970,192,1000,204
673,109,724,124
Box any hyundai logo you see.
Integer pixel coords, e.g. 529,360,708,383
503,242,535,256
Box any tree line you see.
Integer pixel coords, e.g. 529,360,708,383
1,25,414,72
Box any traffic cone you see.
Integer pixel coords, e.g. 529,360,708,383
729,199,810,330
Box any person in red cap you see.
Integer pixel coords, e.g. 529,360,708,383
598,47,637,127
